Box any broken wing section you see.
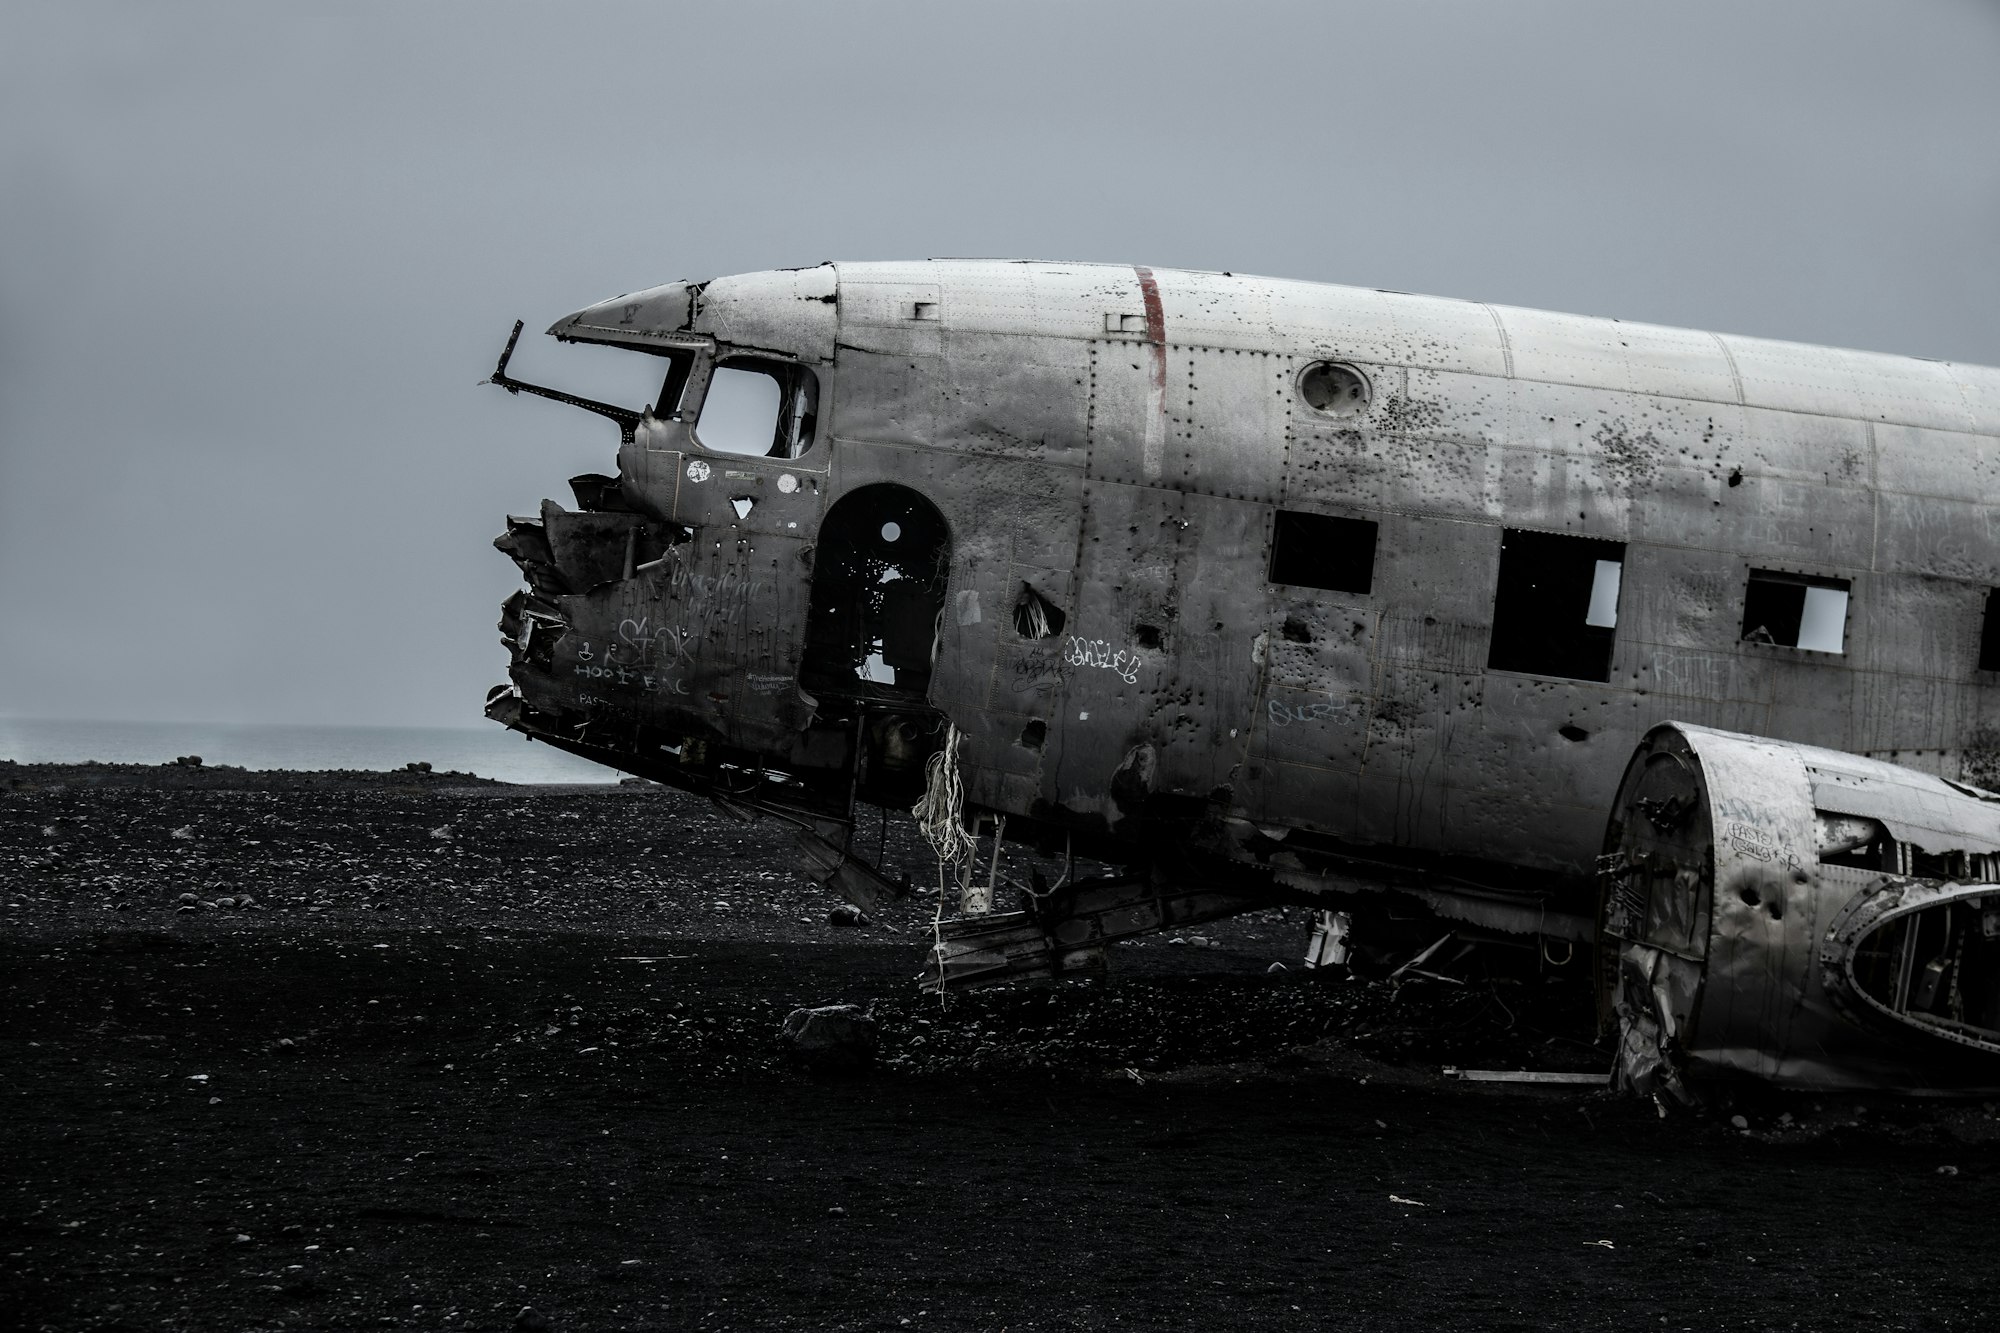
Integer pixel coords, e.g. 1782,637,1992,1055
1822,879,2000,1057
1600,722,2000,1097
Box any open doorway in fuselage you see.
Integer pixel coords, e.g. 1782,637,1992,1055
802,484,951,702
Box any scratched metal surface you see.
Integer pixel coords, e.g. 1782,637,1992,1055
493,258,2000,940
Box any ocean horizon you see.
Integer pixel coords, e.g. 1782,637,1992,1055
0,716,620,785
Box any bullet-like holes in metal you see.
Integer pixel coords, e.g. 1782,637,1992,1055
1559,723,1589,742
1739,885,1761,907
1014,584,1067,640
1019,720,1047,751
1298,361,1371,417
1281,617,1312,644
1134,623,1163,650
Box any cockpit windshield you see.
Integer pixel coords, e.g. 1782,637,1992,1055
489,321,818,458
693,356,819,459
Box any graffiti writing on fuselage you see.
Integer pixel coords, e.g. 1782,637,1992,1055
570,640,690,696
1266,698,1364,728
1064,636,1142,684
610,616,698,670
667,561,768,624
1011,644,1067,695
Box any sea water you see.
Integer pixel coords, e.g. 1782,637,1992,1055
0,717,619,785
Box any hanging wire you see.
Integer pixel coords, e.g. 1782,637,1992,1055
913,722,977,865
912,722,977,1001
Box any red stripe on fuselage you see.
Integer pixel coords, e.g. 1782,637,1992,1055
1133,264,1168,394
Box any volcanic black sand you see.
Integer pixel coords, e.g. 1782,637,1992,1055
4,761,1998,1332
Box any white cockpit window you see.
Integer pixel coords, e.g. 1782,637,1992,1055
693,357,819,458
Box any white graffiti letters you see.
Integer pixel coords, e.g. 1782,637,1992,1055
1266,698,1362,728
1064,636,1142,685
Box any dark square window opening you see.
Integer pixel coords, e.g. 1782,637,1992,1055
1980,589,2000,672
1269,510,1378,594
1740,570,1849,653
1487,529,1625,682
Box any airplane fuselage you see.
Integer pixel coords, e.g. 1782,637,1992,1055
489,260,2000,950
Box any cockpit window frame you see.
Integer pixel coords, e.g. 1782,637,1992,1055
688,353,822,461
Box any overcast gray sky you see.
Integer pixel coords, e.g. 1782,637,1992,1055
4,0,1998,729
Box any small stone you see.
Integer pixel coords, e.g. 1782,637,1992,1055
216,897,237,910
1266,961,1287,973
827,1205,846,1217
1729,1114,1749,1130
1938,1164,1960,1177
514,1308,550,1332
1167,937,1189,947
178,892,198,904
827,905,869,929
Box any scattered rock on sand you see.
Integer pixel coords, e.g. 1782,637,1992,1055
780,1004,878,1073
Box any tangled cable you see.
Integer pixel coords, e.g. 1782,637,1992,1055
913,722,976,1002
912,722,977,865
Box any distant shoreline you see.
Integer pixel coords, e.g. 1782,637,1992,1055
0,758,514,790
0,717,619,784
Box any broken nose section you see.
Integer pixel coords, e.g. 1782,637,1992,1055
486,491,709,765
488,487,917,926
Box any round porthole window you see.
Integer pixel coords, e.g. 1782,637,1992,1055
1298,361,1371,416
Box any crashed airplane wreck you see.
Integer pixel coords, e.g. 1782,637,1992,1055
483,259,2000,1096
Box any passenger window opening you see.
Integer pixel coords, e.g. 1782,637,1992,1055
1013,584,1067,640
1741,570,1849,653
1487,529,1626,682
1269,510,1378,594
694,357,819,458
1980,589,2000,671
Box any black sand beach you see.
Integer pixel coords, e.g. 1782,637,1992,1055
4,762,1997,1331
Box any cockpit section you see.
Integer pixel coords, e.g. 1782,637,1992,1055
483,265,950,913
